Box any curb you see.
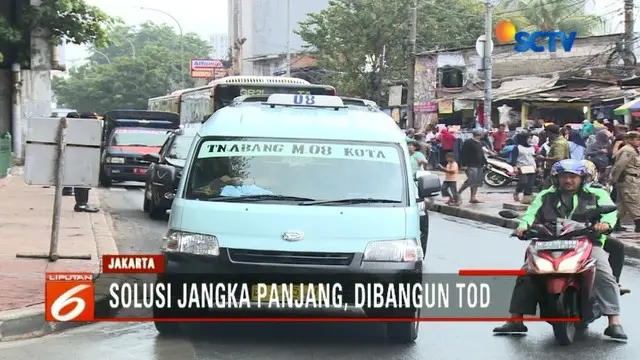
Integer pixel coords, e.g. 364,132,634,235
426,202,640,260
0,188,122,342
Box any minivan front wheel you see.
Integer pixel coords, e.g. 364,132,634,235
386,309,420,343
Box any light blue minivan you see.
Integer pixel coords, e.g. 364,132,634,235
155,94,441,342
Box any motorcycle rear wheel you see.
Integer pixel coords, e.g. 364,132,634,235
484,171,510,187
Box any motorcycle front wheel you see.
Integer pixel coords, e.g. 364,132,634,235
484,171,510,187
551,290,580,345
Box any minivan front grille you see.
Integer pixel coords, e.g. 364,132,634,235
228,249,354,266
125,156,146,165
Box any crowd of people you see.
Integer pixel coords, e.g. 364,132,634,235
405,121,638,340
405,119,640,234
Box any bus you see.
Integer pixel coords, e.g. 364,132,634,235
147,76,336,125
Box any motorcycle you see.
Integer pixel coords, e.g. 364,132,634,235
484,156,517,187
498,206,628,345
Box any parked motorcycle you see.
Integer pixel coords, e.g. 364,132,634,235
498,206,628,345
484,156,517,187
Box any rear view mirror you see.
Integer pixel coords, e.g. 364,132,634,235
417,173,441,198
498,210,519,219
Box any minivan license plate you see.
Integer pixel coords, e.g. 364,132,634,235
533,240,577,250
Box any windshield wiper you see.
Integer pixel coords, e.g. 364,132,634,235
202,194,316,202
300,198,402,206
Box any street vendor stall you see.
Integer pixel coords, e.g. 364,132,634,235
614,98,640,117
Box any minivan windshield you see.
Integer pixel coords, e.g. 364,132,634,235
185,138,407,206
111,129,169,147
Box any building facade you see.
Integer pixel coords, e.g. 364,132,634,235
410,33,638,130
210,33,229,60
227,0,330,75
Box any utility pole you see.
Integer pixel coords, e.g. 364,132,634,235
624,0,634,125
406,0,417,129
483,0,493,130
624,0,634,50
285,0,291,76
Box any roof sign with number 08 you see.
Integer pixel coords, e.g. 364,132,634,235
266,94,345,108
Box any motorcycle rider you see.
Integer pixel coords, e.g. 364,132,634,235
493,159,627,340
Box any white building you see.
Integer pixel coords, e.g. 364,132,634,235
227,0,331,75
210,33,229,60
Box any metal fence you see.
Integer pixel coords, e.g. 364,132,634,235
0,133,11,178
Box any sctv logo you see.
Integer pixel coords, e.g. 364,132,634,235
495,20,576,53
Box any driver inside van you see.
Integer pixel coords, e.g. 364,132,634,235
190,157,272,197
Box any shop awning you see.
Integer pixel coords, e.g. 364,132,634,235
614,98,640,116
438,76,561,102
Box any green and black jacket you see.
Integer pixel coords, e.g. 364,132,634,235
518,186,617,246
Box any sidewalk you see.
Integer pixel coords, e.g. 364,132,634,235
0,169,119,341
426,171,640,259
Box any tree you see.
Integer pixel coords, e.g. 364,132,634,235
0,0,117,66
498,0,603,36
52,22,212,113
297,0,484,104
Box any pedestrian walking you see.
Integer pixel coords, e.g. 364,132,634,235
511,132,536,204
458,128,486,204
438,152,459,205
538,125,569,188
407,140,428,179
436,127,455,166
609,131,640,232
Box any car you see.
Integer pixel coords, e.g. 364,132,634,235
153,94,441,342
142,126,199,219
99,110,180,187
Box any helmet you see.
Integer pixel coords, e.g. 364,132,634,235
550,159,588,187
581,160,597,182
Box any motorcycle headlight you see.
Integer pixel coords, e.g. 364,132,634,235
363,239,423,262
557,242,588,273
531,253,554,273
106,157,125,164
162,230,219,256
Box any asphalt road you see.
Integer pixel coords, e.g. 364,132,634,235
0,184,637,360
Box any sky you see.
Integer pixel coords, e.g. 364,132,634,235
63,0,228,66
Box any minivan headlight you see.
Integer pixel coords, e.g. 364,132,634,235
162,230,219,256
363,239,423,262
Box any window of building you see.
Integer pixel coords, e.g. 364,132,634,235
438,66,464,88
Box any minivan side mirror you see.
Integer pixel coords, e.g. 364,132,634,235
141,153,161,163
417,173,441,198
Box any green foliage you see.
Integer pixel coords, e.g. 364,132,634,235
0,0,118,64
497,0,604,35
52,22,212,113
296,0,484,104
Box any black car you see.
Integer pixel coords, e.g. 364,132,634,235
100,110,180,187
142,127,198,219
